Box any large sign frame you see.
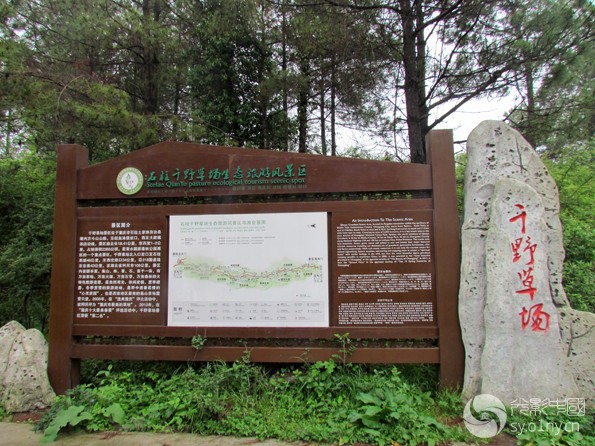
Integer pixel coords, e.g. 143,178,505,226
48,131,463,394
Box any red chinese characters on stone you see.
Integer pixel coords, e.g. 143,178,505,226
509,203,550,332
509,204,527,234
519,304,550,333
516,267,537,300
511,237,538,265
523,237,537,266
511,237,524,263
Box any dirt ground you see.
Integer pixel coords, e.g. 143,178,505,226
1,421,320,446
0,412,516,446
1,416,518,446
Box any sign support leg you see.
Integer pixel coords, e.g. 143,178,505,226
48,145,88,394
426,130,465,389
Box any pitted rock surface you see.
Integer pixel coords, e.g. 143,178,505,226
460,121,592,404
0,322,56,412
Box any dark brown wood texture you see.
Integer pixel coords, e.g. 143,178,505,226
48,134,463,394
77,142,432,199
48,145,88,393
72,344,440,364
426,130,465,389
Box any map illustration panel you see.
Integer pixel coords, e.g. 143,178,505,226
168,212,329,327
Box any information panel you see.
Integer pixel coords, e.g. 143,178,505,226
74,218,166,324
168,212,329,327
332,211,436,326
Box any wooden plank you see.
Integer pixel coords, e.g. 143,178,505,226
72,325,439,339
72,344,440,364
48,145,88,394
426,130,465,389
77,142,433,199
77,198,434,217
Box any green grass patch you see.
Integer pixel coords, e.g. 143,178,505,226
37,360,472,445
37,359,595,445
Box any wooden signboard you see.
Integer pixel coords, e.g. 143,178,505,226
48,130,463,394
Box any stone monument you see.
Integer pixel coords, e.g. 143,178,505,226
459,120,593,404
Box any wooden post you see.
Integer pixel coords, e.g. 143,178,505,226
426,130,465,389
48,145,88,394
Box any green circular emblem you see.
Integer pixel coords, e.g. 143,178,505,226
116,167,144,195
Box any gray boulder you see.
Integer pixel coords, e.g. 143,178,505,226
0,322,56,412
480,178,578,402
0,321,26,380
559,309,595,402
460,121,592,404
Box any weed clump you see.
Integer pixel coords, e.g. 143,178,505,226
35,361,479,444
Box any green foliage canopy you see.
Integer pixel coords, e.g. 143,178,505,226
543,141,595,312
0,152,55,330
0,0,592,331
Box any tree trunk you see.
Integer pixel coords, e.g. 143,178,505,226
298,58,310,153
281,7,289,151
524,63,536,147
330,57,337,157
4,110,11,158
142,0,161,115
258,30,269,148
400,0,428,163
260,92,270,150
320,75,327,155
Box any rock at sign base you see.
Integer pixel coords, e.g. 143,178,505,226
0,322,56,413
